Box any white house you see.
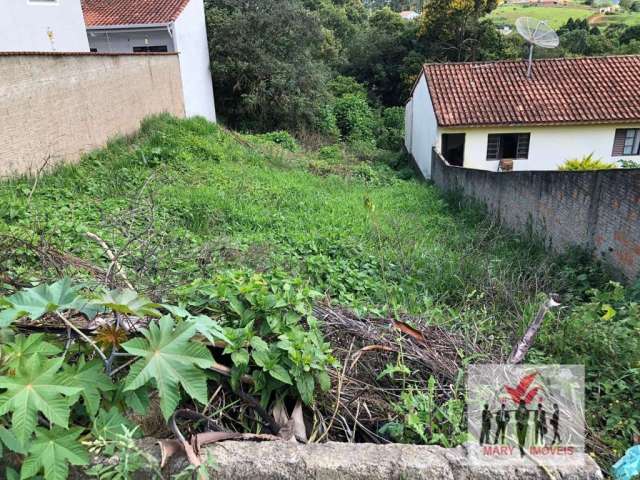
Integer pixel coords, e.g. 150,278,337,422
81,0,216,122
0,0,90,52
404,56,640,178
399,10,420,21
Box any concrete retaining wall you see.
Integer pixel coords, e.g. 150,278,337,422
431,149,640,281
76,440,603,479
0,52,185,177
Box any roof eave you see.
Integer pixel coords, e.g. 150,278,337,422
86,22,173,30
438,119,640,129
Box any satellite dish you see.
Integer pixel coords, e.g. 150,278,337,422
515,17,559,78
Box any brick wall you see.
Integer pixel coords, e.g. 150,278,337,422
0,52,185,177
431,150,640,282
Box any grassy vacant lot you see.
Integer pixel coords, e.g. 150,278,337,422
1,115,638,471
489,4,593,28
593,10,640,25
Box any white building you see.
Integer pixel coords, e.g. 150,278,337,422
0,0,90,52
404,56,640,178
81,0,216,122
399,10,420,21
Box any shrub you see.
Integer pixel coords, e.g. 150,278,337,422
256,131,299,152
618,158,640,168
332,93,377,145
317,145,345,164
377,107,405,151
559,153,616,171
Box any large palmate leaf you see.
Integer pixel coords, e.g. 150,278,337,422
122,316,213,419
0,357,81,444
59,357,114,417
91,407,140,442
0,334,62,372
95,289,162,318
20,427,89,480
188,314,232,345
0,279,81,327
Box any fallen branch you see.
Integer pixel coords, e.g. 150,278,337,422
85,232,134,290
508,294,561,364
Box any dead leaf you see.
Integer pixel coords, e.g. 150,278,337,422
392,320,427,344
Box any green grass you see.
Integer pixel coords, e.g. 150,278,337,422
489,4,594,28
1,115,637,471
0,116,554,321
593,10,640,25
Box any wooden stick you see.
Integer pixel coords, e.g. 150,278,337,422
85,232,134,290
55,312,108,365
508,295,561,364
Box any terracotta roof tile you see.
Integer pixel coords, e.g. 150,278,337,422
422,55,640,127
81,0,190,27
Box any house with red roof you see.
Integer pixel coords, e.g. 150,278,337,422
404,56,640,178
81,0,216,122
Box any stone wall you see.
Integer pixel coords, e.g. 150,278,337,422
73,439,603,480
431,149,640,281
0,52,185,177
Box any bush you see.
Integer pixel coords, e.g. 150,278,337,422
559,153,616,171
317,145,345,164
618,158,640,168
377,106,405,151
256,131,299,152
332,93,377,145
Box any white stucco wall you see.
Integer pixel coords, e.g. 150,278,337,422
404,98,413,152
0,0,89,52
174,0,216,122
406,73,438,178
437,124,640,171
86,28,175,53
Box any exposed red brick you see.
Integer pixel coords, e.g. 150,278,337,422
422,56,640,127
81,0,190,26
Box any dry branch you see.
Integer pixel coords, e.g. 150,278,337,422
508,295,561,364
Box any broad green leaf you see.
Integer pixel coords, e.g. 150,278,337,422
231,349,249,367
96,289,162,318
20,427,88,480
251,349,269,368
316,371,331,392
5,467,19,480
0,334,62,371
0,425,26,454
0,356,81,444
0,279,81,325
250,336,269,352
269,365,292,385
161,303,191,318
188,315,232,345
123,385,151,415
92,407,139,441
60,357,114,417
122,316,213,419
296,374,315,405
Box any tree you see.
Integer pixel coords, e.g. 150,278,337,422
205,0,333,132
343,7,421,105
417,0,499,62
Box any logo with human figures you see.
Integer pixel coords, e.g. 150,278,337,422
467,364,585,466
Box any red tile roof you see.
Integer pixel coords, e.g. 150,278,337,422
81,0,190,27
421,55,640,127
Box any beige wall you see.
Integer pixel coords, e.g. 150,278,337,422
0,52,185,177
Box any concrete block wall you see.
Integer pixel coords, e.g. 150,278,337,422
0,52,185,177
431,150,640,281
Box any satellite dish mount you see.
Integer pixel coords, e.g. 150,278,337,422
515,17,560,78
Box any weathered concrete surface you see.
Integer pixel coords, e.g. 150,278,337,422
156,441,603,480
